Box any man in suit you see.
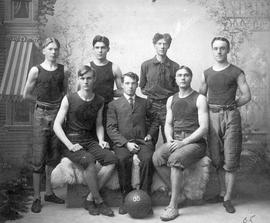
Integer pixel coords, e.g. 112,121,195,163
107,72,158,215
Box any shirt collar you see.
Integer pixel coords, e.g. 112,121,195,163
123,93,135,101
152,56,171,67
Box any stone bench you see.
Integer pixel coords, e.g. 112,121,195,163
51,156,211,208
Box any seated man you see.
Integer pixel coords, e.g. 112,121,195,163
107,72,159,214
53,65,117,217
153,66,209,221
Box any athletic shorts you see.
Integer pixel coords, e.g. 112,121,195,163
61,133,117,169
153,131,206,169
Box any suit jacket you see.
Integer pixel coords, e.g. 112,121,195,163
106,95,159,148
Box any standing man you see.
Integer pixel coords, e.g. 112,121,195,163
200,37,251,213
90,35,123,144
153,66,208,221
107,72,158,215
53,65,117,217
140,33,179,144
23,37,65,213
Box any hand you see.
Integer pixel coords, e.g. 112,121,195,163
99,140,110,149
167,137,174,143
69,143,83,152
144,134,152,142
126,142,140,153
168,140,186,153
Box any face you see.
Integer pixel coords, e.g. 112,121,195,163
93,42,109,60
78,72,95,91
42,42,59,62
212,40,229,63
122,76,138,96
154,38,170,56
175,68,192,89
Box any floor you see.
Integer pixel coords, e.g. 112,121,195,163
4,189,270,223
4,152,270,223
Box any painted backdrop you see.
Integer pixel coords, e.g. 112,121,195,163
40,0,270,139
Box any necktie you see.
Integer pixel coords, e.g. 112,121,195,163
128,97,134,109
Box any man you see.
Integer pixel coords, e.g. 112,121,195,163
199,37,251,213
53,65,117,217
90,35,123,144
140,33,180,144
153,66,208,221
23,37,65,213
107,72,158,215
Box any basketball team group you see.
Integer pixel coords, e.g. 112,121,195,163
23,33,251,221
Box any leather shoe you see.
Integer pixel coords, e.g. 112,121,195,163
96,202,114,217
31,198,42,213
223,200,236,213
44,193,65,204
84,200,99,216
206,195,224,203
119,203,128,215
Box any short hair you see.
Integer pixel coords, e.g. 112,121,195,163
176,65,193,77
211,37,230,51
42,37,60,49
152,33,172,46
121,72,139,83
92,35,110,47
77,65,96,79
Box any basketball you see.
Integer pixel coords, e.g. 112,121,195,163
124,189,152,219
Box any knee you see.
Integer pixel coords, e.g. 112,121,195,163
152,152,165,167
81,156,96,170
104,163,115,171
140,154,153,165
117,154,130,165
32,159,45,174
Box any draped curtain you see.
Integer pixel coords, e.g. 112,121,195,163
13,0,30,18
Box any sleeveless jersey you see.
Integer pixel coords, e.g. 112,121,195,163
171,91,199,133
36,64,65,104
90,61,114,103
65,92,104,134
204,64,243,105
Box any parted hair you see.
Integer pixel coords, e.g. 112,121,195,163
92,35,110,47
152,33,172,46
176,65,193,77
211,37,230,51
121,72,139,83
77,65,96,78
42,37,60,49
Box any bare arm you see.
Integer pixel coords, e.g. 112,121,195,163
112,63,123,97
164,96,174,142
182,94,209,145
96,104,109,148
53,96,81,151
199,72,208,96
236,73,251,107
23,66,38,102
